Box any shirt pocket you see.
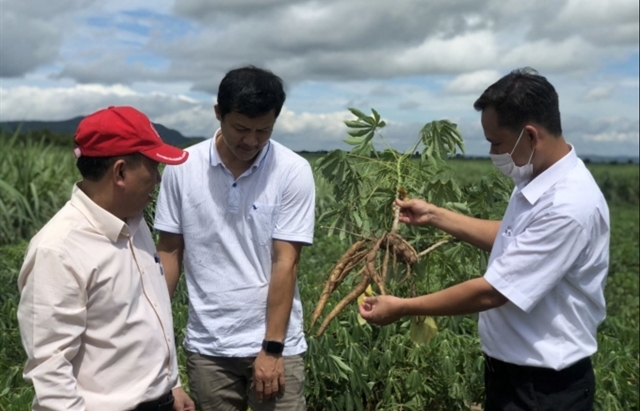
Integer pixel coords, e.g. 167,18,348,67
248,204,278,246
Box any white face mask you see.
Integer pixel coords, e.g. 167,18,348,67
489,128,535,184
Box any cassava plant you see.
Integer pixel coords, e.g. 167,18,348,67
303,109,515,409
309,108,471,339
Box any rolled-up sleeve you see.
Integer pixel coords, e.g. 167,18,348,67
484,213,588,313
17,247,87,411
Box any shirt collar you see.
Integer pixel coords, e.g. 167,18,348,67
519,144,578,205
69,184,142,243
209,128,271,171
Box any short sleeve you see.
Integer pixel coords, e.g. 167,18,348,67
484,213,588,313
273,162,315,245
154,165,183,234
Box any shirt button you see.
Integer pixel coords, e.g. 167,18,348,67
232,183,237,187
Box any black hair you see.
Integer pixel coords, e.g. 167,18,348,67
217,65,286,119
474,67,562,135
76,153,143,181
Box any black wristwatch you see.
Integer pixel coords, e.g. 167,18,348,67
262,339,285,355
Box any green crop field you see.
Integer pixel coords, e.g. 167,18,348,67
1,131,638,410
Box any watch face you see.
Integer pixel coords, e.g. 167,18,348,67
263,340,284,354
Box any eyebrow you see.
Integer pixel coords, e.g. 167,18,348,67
233,123,271,131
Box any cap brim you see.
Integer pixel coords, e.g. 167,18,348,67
142,144,189,165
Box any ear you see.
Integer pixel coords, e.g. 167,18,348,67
525,125,540,148
214,104,222,122
111,159,127,188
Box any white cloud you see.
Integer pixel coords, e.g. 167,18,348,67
0,0,638,158
0,84,197,125
277,108,351,138
553,0,639,46
4,0,633,90
98,0,173,13
583,84,616,101
0,84,354,147
154,105,214,138
0,0,98,77
445,70,502,95
502,36,600,73
395,31,499,74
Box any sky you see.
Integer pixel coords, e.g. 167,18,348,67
0,0,638,157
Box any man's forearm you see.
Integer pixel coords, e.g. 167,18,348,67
156,232,185,298
265,263,297,342
431,207,501,252
157,250,181,297
401,277,508,316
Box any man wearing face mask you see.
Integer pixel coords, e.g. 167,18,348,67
358,68,609,411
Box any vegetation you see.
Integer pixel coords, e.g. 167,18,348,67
0,124,638,410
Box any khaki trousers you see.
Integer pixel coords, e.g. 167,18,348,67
186,351,306,411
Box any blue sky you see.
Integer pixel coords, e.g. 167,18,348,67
1,0,638,157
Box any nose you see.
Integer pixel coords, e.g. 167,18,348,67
243,131,259,147
155,168,162,184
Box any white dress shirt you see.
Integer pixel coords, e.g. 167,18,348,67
17,185,179,411
154,134,315,357
480,146,610,370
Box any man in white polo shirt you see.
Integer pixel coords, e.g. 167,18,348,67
359,68,609,410
154,66,315,411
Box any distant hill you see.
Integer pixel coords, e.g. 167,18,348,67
0,118,205,148
450,153,639,164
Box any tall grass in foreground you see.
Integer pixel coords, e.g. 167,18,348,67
0,131,78,246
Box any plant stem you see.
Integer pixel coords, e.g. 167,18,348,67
391,193,401,233
320,225,375,240
417,239,453,258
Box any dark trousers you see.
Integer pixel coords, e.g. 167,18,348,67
484,355,595,411
133,392,174,411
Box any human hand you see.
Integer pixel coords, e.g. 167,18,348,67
395,198,439,226
358,295,405,326
253,350,285,402
172,386,195,411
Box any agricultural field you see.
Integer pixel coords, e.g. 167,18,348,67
0,129,638,410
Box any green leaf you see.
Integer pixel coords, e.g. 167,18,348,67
347,128,371,137
362,131,375,145
344,136,363,145
348,108,369,120
371,108,381,124
344,120,370,129
328,354,353,373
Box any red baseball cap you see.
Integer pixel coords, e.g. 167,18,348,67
74,106,189,165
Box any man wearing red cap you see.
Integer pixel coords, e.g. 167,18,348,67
17,106,195,411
